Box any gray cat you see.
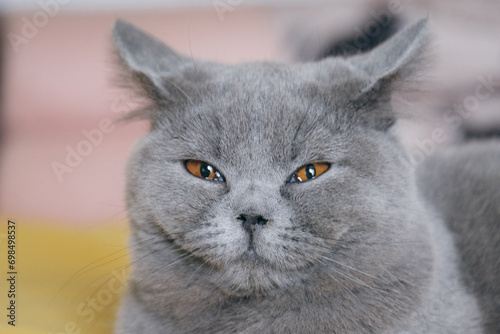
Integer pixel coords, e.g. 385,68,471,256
112,19,497,333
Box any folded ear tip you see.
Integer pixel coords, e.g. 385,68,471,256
416,17,429,27
408,18,429,41
113,19,133,31
112,19,135,42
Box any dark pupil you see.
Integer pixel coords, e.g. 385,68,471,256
305,164,316,179
200,162,212,178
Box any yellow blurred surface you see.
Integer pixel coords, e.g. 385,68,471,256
0,218,130,334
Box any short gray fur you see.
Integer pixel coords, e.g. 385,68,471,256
418,140,500,334
112,19,493,333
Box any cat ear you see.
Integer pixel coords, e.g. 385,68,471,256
113,20,198,115
346,19,429,130
113,19,190,76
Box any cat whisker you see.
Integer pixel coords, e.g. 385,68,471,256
153,252,203,292
67,241,179,305
379,267,408,290
304,253,362,305
327,273,362,305
185,262,206,288
320,255,394,286
55,234,165,299
327,264,396,308
162,78,196,108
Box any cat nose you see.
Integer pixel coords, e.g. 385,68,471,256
236,214,268,235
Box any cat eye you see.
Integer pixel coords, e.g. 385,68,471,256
287,162,330,183
185,160,225,182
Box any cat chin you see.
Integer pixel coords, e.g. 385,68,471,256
240,248,260,261
205,247,316,296
220,239,312,273
214,261,297,296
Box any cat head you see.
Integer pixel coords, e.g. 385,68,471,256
114,19,431,295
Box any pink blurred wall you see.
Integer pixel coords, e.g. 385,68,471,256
1,1,499,225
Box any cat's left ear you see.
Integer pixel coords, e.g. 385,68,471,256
346,19,429,130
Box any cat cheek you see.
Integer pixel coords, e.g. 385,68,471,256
208,218,250,259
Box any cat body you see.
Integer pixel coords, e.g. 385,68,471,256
418,140,500,334
112,19,488,333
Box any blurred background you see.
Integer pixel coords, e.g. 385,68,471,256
0,0,499,333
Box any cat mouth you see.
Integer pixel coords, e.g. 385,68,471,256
240,242,268,263
243,247,259,259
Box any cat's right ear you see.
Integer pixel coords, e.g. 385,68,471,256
112,20,198,118
338,19,429,131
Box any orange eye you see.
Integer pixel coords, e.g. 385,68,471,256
185,160,225,182
289,162,329,183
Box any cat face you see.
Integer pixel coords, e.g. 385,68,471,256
116,20,431,295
